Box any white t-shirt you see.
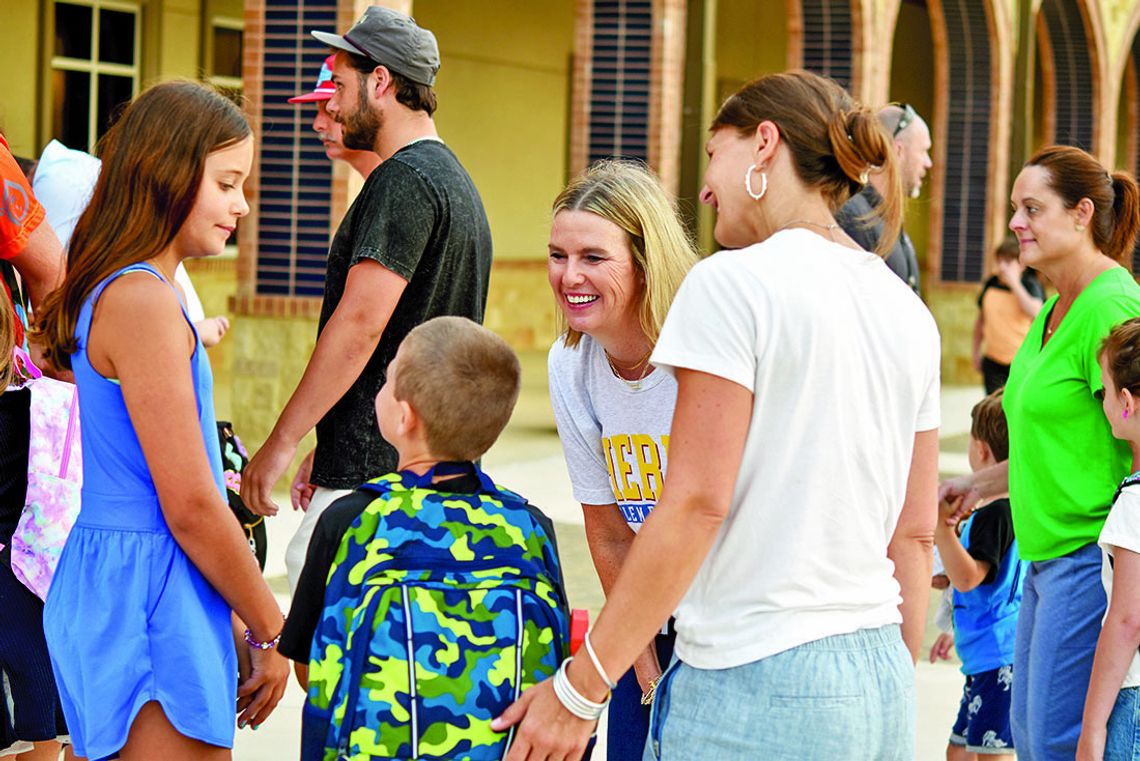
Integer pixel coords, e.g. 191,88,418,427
651,229,942,669
548,334,675,532
32,139,101,250
1098,483,1140,689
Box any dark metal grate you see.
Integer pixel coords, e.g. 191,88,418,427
939,0,992,283
1041,0,1094,150
255,1,336,298
588,0,653,162
800,0,853,89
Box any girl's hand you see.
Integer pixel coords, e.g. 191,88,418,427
1076,726,1106,761
237,646,290,729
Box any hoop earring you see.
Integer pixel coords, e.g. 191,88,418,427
1075,222,1086,232
745,164,767,201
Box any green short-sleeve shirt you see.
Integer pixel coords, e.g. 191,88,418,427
1003,266,1140,560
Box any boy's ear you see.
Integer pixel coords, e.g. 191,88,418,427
397,399,418,437
973,437,995,465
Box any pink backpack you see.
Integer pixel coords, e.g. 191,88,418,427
6,347,82,600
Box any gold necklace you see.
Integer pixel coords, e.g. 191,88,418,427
605,347,653,390
775,219,840,238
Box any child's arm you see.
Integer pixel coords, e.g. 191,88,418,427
1078,546,1140,761
933,500,992,592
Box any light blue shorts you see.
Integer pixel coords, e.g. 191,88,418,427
643,624,914,760
1107,686,1140,761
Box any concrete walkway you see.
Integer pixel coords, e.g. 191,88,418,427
234,375,988,760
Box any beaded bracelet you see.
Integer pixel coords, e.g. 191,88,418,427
244,626,282,651
552,659,609,721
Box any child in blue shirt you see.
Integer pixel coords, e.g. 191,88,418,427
935,388,1025,760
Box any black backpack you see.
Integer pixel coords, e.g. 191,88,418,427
216,421,267,570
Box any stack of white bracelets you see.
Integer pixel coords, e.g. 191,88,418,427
552,631,618,721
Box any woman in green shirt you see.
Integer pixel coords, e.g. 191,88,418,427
942,145,1140,761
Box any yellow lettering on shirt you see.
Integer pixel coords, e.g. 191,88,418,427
601,436,623,500
632,434,663,501
614,434,642,501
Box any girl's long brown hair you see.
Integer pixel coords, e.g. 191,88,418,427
35,80,250,370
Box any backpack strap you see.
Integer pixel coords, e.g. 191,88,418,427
357,461,519,506
1112,471,1140,506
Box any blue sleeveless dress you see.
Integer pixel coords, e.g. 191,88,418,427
43,263,235,760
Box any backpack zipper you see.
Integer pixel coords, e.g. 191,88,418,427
403,583,420,759
337,588,385,759
501,590,525,761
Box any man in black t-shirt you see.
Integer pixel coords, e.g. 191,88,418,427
241,7,493,593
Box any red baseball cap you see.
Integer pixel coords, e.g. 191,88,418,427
287,55,335,103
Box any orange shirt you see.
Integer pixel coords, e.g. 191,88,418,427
979,272,1045,365
1,133,44,347
0,134,45,261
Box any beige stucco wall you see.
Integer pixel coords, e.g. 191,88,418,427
0,1,40,155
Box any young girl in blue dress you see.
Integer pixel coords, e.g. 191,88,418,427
36,80,289,761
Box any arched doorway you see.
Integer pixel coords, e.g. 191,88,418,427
1035,0,1097,150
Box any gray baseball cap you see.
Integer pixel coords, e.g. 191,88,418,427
311,7,440,87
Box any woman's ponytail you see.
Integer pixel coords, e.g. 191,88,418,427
836,109,903,258
1109,172,1140,262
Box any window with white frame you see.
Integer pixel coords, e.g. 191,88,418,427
51,0,140,153
208,17,244,102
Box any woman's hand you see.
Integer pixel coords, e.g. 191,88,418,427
1076,725,1106,761
237,646,290,730
632,645,662,698
492,678,596,761
938,474,982,525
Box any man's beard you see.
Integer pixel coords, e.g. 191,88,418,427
340,85,382,151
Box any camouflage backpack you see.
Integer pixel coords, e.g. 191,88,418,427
306,462,569,761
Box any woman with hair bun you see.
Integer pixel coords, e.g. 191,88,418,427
942,145,1140,761
496,70,940,760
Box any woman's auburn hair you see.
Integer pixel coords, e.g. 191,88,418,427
711,69,904,258
1026,145,1140,263
35,80,250,371
552,159,700,350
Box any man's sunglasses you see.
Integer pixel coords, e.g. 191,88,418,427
891,102,918,139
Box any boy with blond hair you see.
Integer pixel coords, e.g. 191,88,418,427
279,316,569,761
